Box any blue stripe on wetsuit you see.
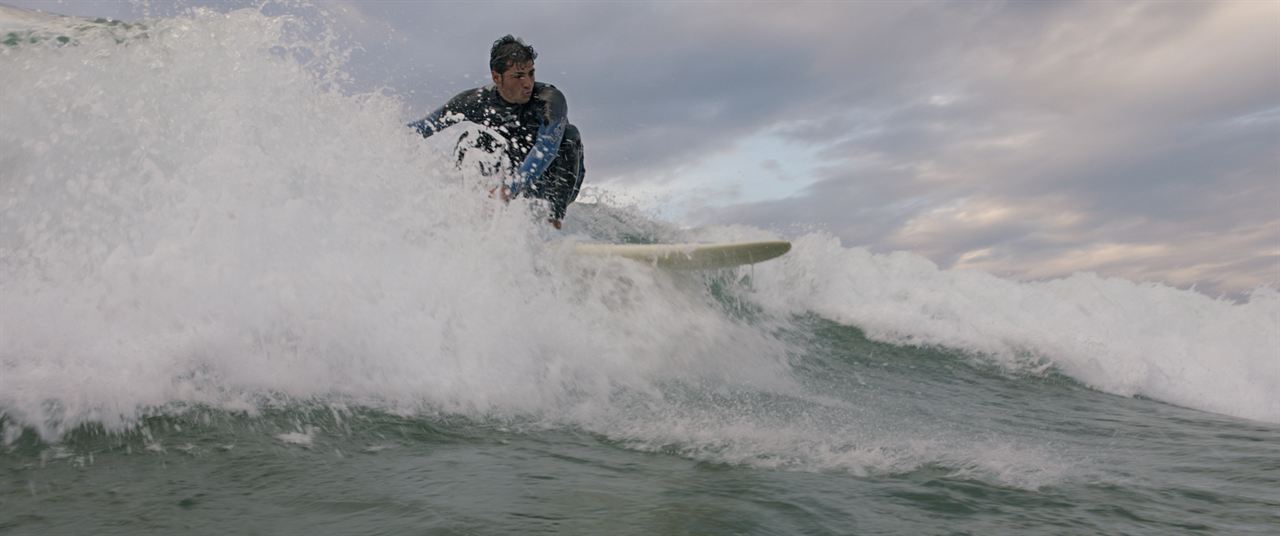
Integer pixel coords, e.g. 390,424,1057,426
508,117,566,197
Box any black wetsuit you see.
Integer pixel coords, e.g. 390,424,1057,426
408,82,585,220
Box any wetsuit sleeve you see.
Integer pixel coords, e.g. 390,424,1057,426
508,86,569,196
508,119,566,196
406,89,477,138
407,106,452,139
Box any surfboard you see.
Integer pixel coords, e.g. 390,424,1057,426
0,5,67,32
571,240,791,270
1,4,141,47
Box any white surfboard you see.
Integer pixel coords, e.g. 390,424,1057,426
571,240,791,270
1,4,140,44
0,5,67,32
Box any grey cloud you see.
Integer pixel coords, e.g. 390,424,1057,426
14,0,1276,296
709,1,1274,297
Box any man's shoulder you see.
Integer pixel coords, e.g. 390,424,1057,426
533,82,561,98
533,83,568,119
445,86,495,109
533,82,566,108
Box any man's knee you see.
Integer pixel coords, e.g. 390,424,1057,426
561,124,584,178
562,123,581,146
558,124,582,171
454,130,509,177
558,124,584,204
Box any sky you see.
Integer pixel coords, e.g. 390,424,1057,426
9,0,1280,298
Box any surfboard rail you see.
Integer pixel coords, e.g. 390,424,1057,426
570,240,791,270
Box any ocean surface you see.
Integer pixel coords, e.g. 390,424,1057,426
2,5,1278,535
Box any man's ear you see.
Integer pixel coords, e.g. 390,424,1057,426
491,70,501,85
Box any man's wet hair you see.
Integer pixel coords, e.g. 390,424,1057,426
490,35,537,74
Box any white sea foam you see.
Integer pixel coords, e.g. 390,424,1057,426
722,230,1280,424
588,399,1075,490
0,7,792,440
277,430,314,447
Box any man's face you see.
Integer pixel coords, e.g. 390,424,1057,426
492,61,535,104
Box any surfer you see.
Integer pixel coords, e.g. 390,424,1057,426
408,35,585,229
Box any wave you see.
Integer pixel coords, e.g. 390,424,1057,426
0,6,793,441
1,5,1275,492
720,230,1280,423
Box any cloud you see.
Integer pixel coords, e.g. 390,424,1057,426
687,1,1279,296
10,0,1276,296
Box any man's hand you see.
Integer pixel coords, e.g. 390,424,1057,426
488,185,512,202
485,185,559,229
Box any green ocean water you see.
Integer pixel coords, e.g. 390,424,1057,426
4,318,1278,535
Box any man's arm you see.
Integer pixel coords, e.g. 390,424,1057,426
507,85,569,196
507,118,566,197
407,89,482,139
407,106,452,139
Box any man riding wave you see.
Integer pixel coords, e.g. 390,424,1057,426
408,35,585,229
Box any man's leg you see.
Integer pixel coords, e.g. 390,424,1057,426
454,130,509,178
